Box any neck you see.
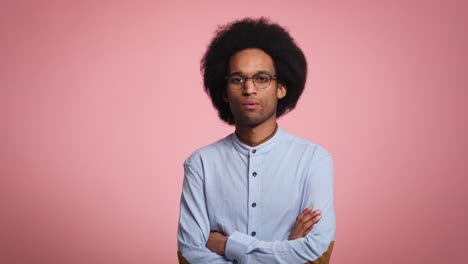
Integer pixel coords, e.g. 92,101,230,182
235,121,278,147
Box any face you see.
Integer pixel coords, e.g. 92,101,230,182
225,48,287,127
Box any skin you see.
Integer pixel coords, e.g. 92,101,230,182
224,48,286,146
206,48,322,255
289,208,322,240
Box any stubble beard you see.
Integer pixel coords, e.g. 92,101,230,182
233,106,277,128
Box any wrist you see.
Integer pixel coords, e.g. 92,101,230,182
219,236,227,255
225,231,256,262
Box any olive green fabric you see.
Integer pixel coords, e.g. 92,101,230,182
177,251,190,264
306,241,335,264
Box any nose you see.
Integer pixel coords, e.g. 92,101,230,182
242,79,257,96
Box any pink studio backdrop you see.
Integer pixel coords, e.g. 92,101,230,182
1,1,467,263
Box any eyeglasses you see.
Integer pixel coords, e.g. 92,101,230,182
225,72,278,90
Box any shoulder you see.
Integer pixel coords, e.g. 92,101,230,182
281,131,334,183
184,134,233,169
280,129,333,162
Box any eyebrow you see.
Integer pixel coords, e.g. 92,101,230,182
227,70,274,77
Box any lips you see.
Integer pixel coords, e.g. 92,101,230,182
241,100,260,110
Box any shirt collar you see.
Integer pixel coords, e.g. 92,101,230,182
230,127,285,156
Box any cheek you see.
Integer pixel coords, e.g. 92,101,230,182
225,92,241,104
266,92,280,106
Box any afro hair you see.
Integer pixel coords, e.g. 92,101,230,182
201,17,307,125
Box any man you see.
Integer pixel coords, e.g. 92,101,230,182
177,17,335,263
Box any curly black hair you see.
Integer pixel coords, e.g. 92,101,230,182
201,17,307,125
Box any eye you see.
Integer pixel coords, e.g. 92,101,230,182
228,75,244,84
254,73,271,83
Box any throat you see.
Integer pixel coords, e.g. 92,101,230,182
235,123,278,147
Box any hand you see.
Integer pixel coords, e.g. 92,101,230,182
289,208,321,240
206,231,228,256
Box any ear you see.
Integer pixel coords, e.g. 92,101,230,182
277,84,287,99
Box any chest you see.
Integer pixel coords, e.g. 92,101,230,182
204,151,308,236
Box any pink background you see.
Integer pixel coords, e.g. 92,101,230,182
1,0,467,263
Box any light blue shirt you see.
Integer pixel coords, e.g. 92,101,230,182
178,127,335,263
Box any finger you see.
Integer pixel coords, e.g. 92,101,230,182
293,209,321,238
295,210,313,230
297,209,320,227
297,208,319,224
301,215,322,236
304,213,321,229
298,213,322,234
296,207,312,223
312,213,321,224
303,223,314,236
305,214,322,233
298,216,318,234
304,210,320,224
304,210,321,224
310,210,321,218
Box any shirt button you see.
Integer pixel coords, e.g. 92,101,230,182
252,172,257,177
251,231,256,236
252,149,256,153
252,203,256,208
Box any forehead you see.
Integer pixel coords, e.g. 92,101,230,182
228,48,275,74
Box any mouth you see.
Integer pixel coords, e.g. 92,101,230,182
241,100,260,110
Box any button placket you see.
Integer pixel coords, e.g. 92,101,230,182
247,149,259,239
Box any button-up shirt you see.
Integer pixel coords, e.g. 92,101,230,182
178,127,335,263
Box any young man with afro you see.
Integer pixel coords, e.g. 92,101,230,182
177,17,335,264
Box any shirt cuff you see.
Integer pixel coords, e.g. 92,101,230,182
225,231,256,263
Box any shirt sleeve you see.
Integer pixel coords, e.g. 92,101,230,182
177,161,233,264
224,154,336,264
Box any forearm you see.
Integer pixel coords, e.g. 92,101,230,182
225,229,334,264
178,208,232,263
206,229,334,264
178,162,232,264
225,202,335,263
177,239,231,264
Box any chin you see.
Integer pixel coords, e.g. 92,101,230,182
236,117,266,127
233,110,275,128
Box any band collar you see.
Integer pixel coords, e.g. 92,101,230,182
231,127,285,156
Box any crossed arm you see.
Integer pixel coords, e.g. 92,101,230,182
179,206,333,264
178,154,335,263
205,208,322,256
